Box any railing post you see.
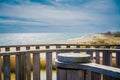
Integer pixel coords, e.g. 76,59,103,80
55,53,92,80
95,46,100,64
116,46,120,68
16,54,26,80
33,52,40,80
46,52,52,80
25,54,31,80
3,55,10,80
15,55,21,80
74,45,80,53
21,54,26,80
56,45,61,59
103,50,112,80
0,56,2,80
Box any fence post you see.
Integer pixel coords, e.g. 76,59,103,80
0,56,2,80
33,52,40,80
55,53,93,80
46,52,52,80
3,55,10,80
116,46,120,68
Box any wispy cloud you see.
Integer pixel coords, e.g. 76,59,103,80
0,0,120,33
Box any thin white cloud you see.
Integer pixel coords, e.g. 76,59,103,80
0,0,120,32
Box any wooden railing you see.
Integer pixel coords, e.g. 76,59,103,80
0,44,120,80
55,61,120,80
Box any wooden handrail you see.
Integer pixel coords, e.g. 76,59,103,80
0,44,120,48
0,48,120,56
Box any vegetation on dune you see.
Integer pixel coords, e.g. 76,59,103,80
82,31,120,44
102,31,120,37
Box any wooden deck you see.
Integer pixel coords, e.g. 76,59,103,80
0,44,120,80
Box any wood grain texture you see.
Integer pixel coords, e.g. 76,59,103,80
3,55,10,80
21,55,26,80
77,70,85,80
67,70,84,80
33,53,40,80
96,51,100,64
102,51,111,80
25,54,31,80
116,51,120,68
103,50,112,66
85,71,91,80
15,55,21,80
91,72,101,80
46,52,52,80
57,68,67,80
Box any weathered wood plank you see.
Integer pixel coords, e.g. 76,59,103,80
102,50,112,80
77,70,85,80
15,55,21,80
16,55,26,80
67,70,84,80
91,72,101,80
86,45,90,48
46,46,50,49
36,46,40,49
46,52,52,80
57,68,67,80
1,48,120,56
0,56,2,80
87,50,93,61
116,52,120,68
16,47,20,51
56,45,61,48
0,44,120,48
96,51,100,64
3,55,10,80
5,47,10,52
67,70,74,80
74,46,80,53
103,75,119,80
95,46,100,64
116,45,120,68
20,55,26,80
85,71,91,80
103,50,112,66
26,46,30,50
66,45,70,48
74,45,80,53
76,45,80,48
25,54,31,80
33,53,40,80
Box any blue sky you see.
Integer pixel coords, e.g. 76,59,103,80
0,0,120,33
